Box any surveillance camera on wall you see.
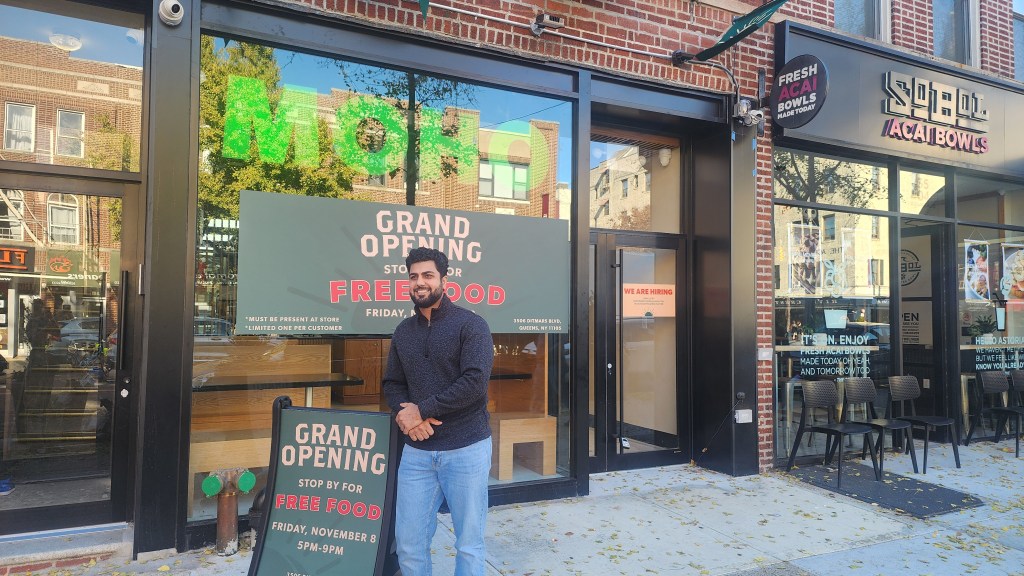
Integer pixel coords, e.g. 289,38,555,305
535,14,564,29
531,13,565,36
158,0,185,26
744,109,765,126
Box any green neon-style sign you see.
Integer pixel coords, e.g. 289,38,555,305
223,76,319,166
220,75,555,185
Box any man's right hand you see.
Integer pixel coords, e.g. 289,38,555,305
407,417,442,441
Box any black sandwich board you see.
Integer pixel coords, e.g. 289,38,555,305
248,396,399,576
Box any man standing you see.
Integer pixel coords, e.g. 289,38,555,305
383,247,493,576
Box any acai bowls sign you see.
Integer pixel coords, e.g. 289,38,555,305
770,54,829,129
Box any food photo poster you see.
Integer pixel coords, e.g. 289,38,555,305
964,240,990,301
1003,243,1024,299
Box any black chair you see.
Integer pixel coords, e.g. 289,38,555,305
1011,370,1024,410
965,371,1024,457
888,375,962,473
839,377,918,476
786,379,879,488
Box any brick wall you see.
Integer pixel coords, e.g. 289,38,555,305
892,0,934,55
981,0,1015,77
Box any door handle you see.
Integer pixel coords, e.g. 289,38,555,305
116,270,128,371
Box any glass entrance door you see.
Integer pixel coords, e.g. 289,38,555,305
0,0,141,533
589,232,686,471
0,190,128,532
899,219,956,438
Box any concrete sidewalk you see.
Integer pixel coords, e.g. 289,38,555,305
35,440,1024,575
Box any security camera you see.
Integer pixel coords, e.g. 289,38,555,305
746,109,765,126
158,0,185,26
531,13,565,36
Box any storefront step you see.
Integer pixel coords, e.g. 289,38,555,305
0,523,132,573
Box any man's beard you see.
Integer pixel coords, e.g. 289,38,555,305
412,284,444,308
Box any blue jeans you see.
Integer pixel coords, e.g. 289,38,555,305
396,437,491,576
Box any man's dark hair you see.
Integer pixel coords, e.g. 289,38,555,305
406,247,449,276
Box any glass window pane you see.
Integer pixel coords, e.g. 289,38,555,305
590,134,680,233
0,190,24,240
4,103,34,151
954,224,1024,438
773,148,889,210
900,168,947,216
956,174,1024,225
3,191,121,509
835,0,876,38
933,0,967,63
773,205,891,460
0,2,143,170
191,34,574,520
57,110,86,158
1015,16,1024,81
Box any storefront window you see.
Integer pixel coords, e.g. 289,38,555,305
956,174,1024,226
589,131,680,233
190,35,574,520
773,149,888,211
956,224,1024,437
772,204,891,460
900,168,947,216
0,1,143,171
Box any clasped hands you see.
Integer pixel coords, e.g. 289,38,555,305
396,402,442,441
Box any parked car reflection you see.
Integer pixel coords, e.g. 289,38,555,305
106,316,234,367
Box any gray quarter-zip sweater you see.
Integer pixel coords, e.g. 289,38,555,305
382,295,493,451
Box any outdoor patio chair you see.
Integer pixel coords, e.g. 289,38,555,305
966,371,1024,457
1009,370,1024,410
888,375,962,473
838,377,918,476
786,379,880,488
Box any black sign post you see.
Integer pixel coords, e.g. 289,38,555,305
249,397,400,576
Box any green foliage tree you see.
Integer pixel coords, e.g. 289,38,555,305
198,37,360,220
773,150,881,223
329,62,478,192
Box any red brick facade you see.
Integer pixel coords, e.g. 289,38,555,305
252,0,1023,472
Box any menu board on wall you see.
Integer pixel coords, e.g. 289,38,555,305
235,191,570,334
249,398,398,576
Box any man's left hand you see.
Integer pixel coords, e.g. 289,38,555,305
396,402,424,433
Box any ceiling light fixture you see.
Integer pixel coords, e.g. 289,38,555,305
658,148,672,168
49,33,82,52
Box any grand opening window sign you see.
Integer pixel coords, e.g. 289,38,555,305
235,191,570,334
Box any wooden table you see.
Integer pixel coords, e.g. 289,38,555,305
193,372,363,406
187,373,362,516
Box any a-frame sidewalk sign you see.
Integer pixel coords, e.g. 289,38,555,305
248,396,400,576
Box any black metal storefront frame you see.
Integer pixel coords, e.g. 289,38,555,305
130,0,742,554
772,23,1024,467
